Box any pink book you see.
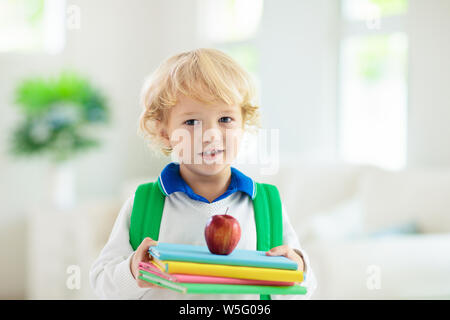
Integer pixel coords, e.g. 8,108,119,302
139,261,294,286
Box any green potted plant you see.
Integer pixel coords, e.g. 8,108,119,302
10,71,109,209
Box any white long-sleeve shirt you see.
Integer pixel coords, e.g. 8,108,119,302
89,162,317,300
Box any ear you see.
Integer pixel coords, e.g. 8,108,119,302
156,120,171,148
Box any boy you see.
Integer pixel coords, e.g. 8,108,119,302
90,48,316,299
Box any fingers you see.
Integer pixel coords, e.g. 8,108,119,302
135,237,158,262
266,245,290,257
135,239,162,289
132,237,158,280
266,245,305,271
137,277,163,289
138,237,158,251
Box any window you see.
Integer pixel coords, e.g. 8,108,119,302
197,0,263,44
0,0,66,54
197,0,263,93
338,0,408,170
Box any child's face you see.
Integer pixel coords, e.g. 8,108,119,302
160,94,244,176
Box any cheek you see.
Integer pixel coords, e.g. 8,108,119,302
169,126,195,154
224,128,244,154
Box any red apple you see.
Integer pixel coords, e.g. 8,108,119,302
204,214,241,255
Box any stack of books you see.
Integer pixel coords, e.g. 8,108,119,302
138,242,307,295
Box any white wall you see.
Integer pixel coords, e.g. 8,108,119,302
407,0,450,168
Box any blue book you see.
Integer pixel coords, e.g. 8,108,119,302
148,242,298,270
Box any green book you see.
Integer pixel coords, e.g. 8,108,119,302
139,269,307,295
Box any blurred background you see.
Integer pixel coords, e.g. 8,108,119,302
1,0,449,299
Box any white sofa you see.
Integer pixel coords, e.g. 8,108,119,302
238,161,450,299
44,161,450,299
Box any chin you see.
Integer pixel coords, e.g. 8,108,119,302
181,156,229,175
192,162,229,176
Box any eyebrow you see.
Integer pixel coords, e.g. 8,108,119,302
178,108,239,117
220,108,239,114
179,111,199,116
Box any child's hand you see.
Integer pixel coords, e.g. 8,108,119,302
266,245,304,271
131,237,160,288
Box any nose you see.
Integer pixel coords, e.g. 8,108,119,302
200,121,223,146
203,127,223,144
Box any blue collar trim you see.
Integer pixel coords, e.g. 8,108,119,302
158,162,255,203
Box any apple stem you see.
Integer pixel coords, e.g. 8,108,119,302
225,207,229,215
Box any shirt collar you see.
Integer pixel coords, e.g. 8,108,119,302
158,162,256,203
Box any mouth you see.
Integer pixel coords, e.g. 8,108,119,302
199,149,225,159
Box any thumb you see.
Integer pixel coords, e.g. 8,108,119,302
135,237,157,262
266,245,288,257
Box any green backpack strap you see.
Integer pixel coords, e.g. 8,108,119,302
129,179,166,251
252,182,284,300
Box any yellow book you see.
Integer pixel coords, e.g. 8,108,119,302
151,259,303,283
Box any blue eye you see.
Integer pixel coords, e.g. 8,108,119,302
219,117,233,123
184,119,200,126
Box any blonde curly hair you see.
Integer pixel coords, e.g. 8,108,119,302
138,48,261,156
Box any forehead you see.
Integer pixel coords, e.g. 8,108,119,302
171,94,240,117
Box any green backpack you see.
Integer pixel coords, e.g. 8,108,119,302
129,178,283,300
